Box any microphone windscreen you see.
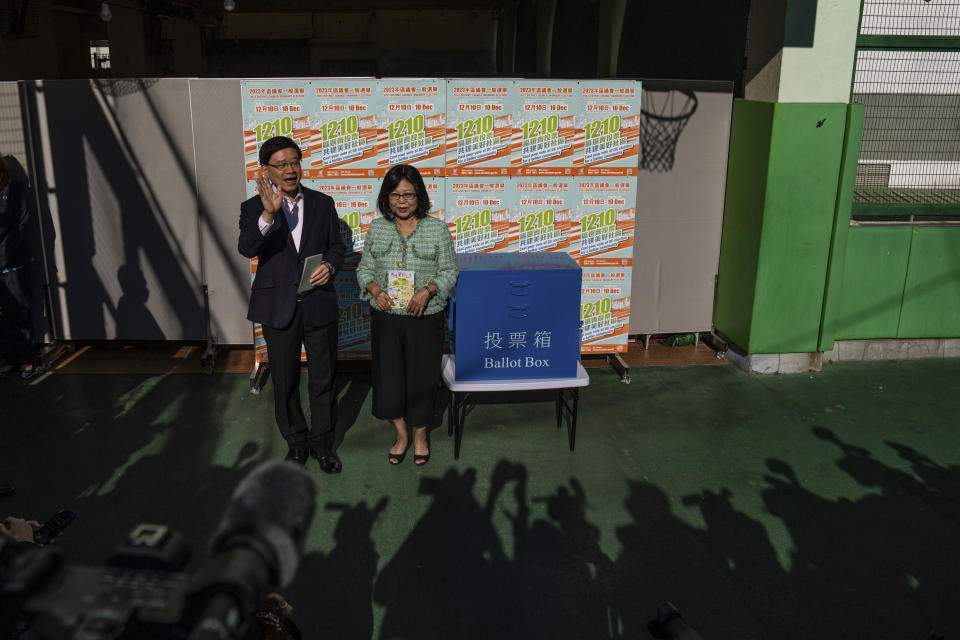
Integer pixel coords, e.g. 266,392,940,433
208,461,317,587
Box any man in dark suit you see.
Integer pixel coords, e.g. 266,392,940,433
0,155,35,380
238,136,346,474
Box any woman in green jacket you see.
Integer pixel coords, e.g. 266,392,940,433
356,164,458,466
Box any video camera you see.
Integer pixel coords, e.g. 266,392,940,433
0,461,317,640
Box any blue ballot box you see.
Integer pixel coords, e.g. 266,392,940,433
448,252,582,381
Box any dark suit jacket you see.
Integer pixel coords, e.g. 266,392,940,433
0,180,30,271
238,186,345,329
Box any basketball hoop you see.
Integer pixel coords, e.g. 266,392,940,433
639,89,698,172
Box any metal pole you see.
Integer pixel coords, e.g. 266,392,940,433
18,80,60,343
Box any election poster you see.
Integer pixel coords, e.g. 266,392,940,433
569,177,636,267
445,179,513,254
575,80,642,176
579,267,631,353
445,80,515,176
377,79,445,177
242,81,313,180
307,179,379,255
306,80,379,179
306,179,377,357
514,81,578,176
334,258,372,359
513,177,574,254
424,177,445,220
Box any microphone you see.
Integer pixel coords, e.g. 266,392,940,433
207,460,317,588
186,461,317,639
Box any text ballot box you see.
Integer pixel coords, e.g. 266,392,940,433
449,252,582,381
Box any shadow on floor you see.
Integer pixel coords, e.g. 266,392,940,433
2,362,958,639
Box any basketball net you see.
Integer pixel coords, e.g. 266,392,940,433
639,90,698,172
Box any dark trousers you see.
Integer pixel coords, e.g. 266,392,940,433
261,301,339,453
0,267,33,367
370,309,443,427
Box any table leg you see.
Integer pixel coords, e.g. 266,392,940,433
454,391,469,460
569,388,580,451
447,389,454,437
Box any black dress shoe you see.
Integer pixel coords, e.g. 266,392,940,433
310,448,342,474
285,443,309,466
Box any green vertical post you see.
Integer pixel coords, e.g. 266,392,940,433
818,102,865,351
713,100,775,350
714,100,847,354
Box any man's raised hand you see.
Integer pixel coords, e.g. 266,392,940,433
256,174,282,222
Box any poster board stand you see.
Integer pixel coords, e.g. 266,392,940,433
242,78,642,389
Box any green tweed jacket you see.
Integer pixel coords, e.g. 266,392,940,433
356,215,458,316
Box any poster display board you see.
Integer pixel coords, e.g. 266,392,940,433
241,79,639,357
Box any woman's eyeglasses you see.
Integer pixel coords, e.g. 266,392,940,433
388,192,417,202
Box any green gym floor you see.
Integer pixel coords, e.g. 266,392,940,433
2,352,959,639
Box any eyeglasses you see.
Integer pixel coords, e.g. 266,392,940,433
388,192,417,202
265,159,301,170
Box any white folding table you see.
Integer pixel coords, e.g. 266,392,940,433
441,355,590,459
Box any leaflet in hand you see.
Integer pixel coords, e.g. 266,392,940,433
298,253,325,293
388,270,415,308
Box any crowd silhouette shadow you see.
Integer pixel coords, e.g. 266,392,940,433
284,426,958,640
3,366,957,639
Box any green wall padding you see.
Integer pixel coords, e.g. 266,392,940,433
835,226,912,340
713,100,775,349
819,103,865,351
715,101,849,354
898,227,960,338
716,100,960,349
749,102,848,353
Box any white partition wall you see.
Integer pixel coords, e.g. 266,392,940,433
30,79,205,341
188,79,254,346
631,80,734,335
